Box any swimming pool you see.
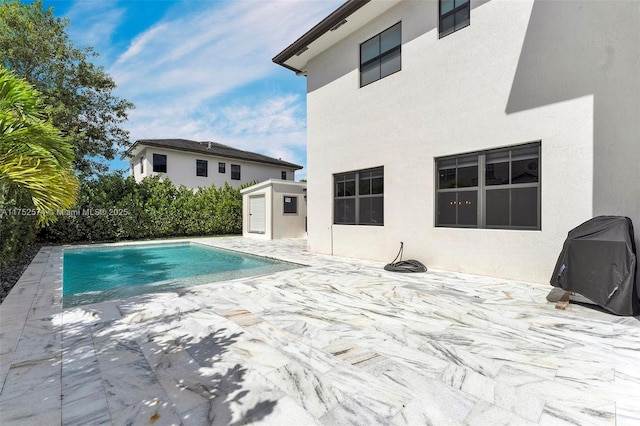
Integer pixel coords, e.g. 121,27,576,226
63,242,301,307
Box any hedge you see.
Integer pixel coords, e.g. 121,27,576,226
40,174,244,244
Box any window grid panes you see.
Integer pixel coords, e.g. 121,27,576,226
360,22,401,87
231,164,240,180
218,162,226,173
281,171,287,180
283,196,297,214
439,0,470,38
436,143,540,230
196,159,208,177
334,167,383,226
152,154,167,173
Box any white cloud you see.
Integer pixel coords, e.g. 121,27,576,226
105,0,342,180
64,1,125,57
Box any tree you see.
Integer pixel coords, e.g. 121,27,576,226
0,0,134,177
0,67,78,224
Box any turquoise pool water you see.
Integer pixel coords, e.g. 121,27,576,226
63,242,300,307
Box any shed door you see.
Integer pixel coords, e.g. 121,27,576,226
249,195,266,233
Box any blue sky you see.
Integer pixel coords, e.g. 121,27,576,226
40,0,344,179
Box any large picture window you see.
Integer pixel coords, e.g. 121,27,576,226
439,0,470,38
334,167,384,225
152,154,167,173
436,143,540,230
360,22,401,87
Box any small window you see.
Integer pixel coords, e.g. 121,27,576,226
231,164,241,180
140,156,144,174
439,0,470,38
196,159,208,177
334,167,384,225
360,22,401,87
283,196,297,214
153,154,167,173
281,171,287,180
219,162,226,173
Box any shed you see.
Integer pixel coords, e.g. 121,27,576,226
241,179,307,239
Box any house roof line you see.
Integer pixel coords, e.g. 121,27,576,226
272,0,370,73
125,139,303,170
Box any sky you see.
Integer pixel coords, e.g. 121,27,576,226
39,0,345,180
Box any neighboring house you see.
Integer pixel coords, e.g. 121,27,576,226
273,0,640,284
126,139,303,189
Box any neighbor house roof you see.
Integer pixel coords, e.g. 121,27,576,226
272,0,401,75
126,139,303,170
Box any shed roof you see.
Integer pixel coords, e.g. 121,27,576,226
126,139,303,170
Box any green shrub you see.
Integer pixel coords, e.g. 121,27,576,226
40,174,244,244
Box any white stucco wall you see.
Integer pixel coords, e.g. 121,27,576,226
242,180,307,240
304,0,639,284
129,147,297,189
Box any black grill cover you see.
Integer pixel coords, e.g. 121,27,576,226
550,216,639,316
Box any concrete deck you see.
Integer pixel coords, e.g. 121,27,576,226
1,237,639,425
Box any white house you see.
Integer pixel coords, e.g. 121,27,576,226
126,139,303,189
273,0,640,284
241,179,307,239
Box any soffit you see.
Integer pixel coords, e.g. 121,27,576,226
274,0,402,75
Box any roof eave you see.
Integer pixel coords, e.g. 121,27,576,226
272,0,370,72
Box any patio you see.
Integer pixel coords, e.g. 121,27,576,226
1,237,639,425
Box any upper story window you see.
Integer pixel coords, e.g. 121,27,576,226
196,159,208,177
334,167,384,225
140,156,144,174
436,142,540,230
219,162,226,173
439,0,470,38
360,22,401,87
231,164,241,180
281,171,287,180
152,153,167,173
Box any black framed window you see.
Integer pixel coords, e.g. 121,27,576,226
281,171,287,180
140,156,144,174
152,154,167,173
231,164,241,180
436,142,540,230
360,22,401,87
283,196,297,214
219,162,226,173
196,159,208,177
439,0,470,38
334,167,383,225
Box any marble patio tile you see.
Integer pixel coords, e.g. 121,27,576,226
266,361,344,418
11,325,61,364
320,394,390,425
492,366,547,422
539,400,616,426
183,360,286,426
61,348,110,426
465,400,538,425
1,357,62,424
100,359,181,426
243,395,319,426
224,337,292,375
390,398,467,426
93,337,148,372
140,341,224,416
441,362,496,404
116,292,204,323
221,308,264,327
323,363,414,418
